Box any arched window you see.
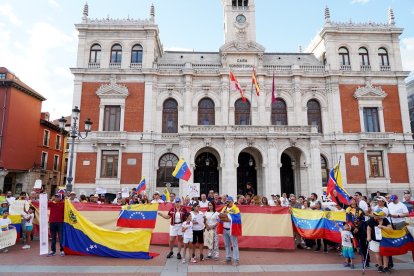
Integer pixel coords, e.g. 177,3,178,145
307,99,322,133
110,44,122,63
321,155,329,187
338,47,350,66
131,44,143,64
232,0,248,7
235,99,251,125
198,98,215,126
162,98,178,133
89,44,101,64
359,47,369,66
378,47,389,67
271,98,287,125
157,153,179,187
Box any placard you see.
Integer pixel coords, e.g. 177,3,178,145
121,187,129,198
183,183,200,199
95,187,107,194
0,228,17,250
34,179,42,189
9,200,29,215
39,193,49,255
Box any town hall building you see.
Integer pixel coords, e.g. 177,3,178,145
70,0,414,198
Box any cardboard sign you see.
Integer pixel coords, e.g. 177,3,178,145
34,179,42,189
9,200,29,215
121,187,129,198
0,228,17,250
183,183,200,199
39,193,49,255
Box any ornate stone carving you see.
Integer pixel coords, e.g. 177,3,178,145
180,139,190,149
350,156,359,166
268,139,278,149
225,138,234,148
204,138,212,147
246,138,254,147
96,78,129,99
354,80,387,101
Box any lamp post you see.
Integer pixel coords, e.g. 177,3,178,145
58,106,92,193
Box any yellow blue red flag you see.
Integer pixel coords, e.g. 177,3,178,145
380,227,414,260
116,204,158,229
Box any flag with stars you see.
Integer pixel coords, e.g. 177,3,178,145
116,204,158,229
291,208,346,243
63,200,156,259
380,227,414,260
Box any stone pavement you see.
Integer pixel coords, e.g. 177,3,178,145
1,243,413,275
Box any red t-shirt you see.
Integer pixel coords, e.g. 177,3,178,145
48,201,65,223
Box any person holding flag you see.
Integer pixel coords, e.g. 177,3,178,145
136,177,146,195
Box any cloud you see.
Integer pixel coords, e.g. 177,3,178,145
351,0,369,4
401,37,414,72
0,3,22,25
48,0,59,7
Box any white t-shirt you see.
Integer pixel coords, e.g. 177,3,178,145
6,197,15,205
151,199,164,204
0,218,11,231
222,214,232,229
190,211,204,231
182,221,193,239
205,211,219,227
358,200,369,212
340,229,353,247
281,197,289,207
268,199,276,206
388,202,409,223
23,213,34,227
174,212,181,224
199,200,209,208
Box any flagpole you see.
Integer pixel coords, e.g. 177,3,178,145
228,70,231,125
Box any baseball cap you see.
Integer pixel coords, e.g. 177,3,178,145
373,209,386,217
403,190,411,194
271,193,277,197
226,196,234,202
174,198,181,203
70,191,76,195
1,200,8,205
390,195,398,202
377,196,386,202
154,191,160,195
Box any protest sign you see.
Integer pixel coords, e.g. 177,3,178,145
0,228,17,250
39,193,49,255
9,200,29,215
121,187,129,198
183,183,200,198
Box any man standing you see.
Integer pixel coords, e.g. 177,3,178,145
289,195,302,209
5,191,15,205
388,195,409,230
151,191,164,203
69,192,79,203
218,196,241,266
207,190,215,202
47,193,65,256
199,194,209,208
402,191,413,213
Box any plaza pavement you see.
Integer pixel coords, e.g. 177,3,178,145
0,243,413,275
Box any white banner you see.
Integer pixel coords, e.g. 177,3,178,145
0,229,17,250
183,183,200,198
39,193,49,255
9,200,30,215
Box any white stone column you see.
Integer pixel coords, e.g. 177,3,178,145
397,80,412,133
223,138,237,197
328,77,343,133
258,75,266,125
265,141,280,196
0,169,8,192
183,77,192,125
178,139,192,197
405,147,414,191
222,82,230,125
309,139,323,195
143,79,154,132
141,142,155,194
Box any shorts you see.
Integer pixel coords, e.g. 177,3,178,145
183,236,193,244
342,246,354,259
192,230,204,244
169,224,183,236
25,225,33,231
369,240,380,253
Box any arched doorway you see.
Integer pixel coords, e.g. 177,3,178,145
280,153,294,195
194,151,219,195
237,152,257,195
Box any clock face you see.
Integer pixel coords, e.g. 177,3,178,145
236,14,246,24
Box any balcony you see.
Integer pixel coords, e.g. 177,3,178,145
90,131,128,145
360,65,371,71
380,65,391,71
109,62,121,69
130,63,142,69
359,132,394,142
88,62,100,68
340,65,351,71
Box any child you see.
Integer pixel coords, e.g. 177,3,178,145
21,206,35,249
181,213,193,264
0,210,16,253
340,223,355,268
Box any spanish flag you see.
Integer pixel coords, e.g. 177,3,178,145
252,66,260,96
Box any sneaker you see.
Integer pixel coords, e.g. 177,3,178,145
166,251,174,259
2,249,8,253
323,250,328,254
60,251,65,257
213,256,219,261
222,259,231,264
378,266,384,273
206,254,212,259
306,247,311,250
383,267,391,274
200,254,204,261
191,257,197,263
181,259,186,264
176,253,182,260
47,251,56,257
351,264,355,269
22,245,30,250
343,262,350,267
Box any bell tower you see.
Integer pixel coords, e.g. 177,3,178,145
222,0,256,44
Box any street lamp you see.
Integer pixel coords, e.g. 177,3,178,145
58,106,93,192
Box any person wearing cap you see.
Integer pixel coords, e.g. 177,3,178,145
218,196,240,266
0,200,9,216
268,194,277,206
367,209,392,273
388,195,409,230
374,196,389,217
69,192,79,203
151,191,164,204
402,191,413,213
158,197,187,259
47,193,65,257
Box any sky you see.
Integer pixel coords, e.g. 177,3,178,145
0,0,413,120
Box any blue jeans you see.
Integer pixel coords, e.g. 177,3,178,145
50,222,64,253
223,229,239,261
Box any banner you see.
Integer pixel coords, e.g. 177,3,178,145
0,229,17,250
9,200,30,215
39,193,49,255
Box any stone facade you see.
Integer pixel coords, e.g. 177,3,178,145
70,1,414,198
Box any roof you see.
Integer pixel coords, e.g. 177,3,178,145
0,67,46,101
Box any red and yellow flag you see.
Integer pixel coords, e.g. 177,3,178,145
230,70,246,102
252,66,260,96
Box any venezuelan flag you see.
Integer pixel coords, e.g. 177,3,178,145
172,158,191,181
326,163,351,205
136,177,146,194
291,208,346,243
9,215,22,241
63,200,154,259
217,205,242,236
116,204,158,229
380,227,414,259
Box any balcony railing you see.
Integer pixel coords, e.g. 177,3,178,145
264,65,292,71
109,62,121,69
360,65,371,71
299,65,326,72
180,125,318,135
88,62,100,68
380,65,391,71
340,65,351,71
359,132,394,140
130,63,142,69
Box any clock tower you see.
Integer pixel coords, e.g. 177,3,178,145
222,0,256,44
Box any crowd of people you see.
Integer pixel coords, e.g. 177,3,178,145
0,186,413,272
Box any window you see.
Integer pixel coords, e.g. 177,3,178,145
338,47,350,66
378,48,389,66
110,44,122,63
198,98,215,126
271,98,288,125
232,0,248,7
359,47,370,66
103,106,121,131
321,155,329,187
131,44,143,64
43,130,50,146
363,107,380,132
53,155,59,171
101,150,119,178
56,135,61,150
235,99,251,125
162,98,178,133
41,152,48,169
89,44,101,63
307,99,322,133
157,153,179,187
0,73,6,79
368,151,384,177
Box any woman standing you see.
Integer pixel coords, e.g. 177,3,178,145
204,201,219,260
190,202,205,262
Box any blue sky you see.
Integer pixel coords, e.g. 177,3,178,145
0,0,413,119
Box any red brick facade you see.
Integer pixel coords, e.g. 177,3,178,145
345,153,366,184
75,153,97,184
339,84,361,133
120,153,142,184
388,153,409,184
381,85,403,133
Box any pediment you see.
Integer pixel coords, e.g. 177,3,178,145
220,40,265,53
96,78,129,99
354,81,387,101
